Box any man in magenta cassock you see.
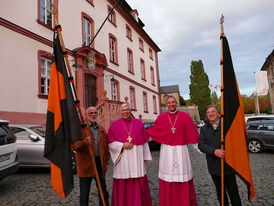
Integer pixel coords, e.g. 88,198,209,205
147,96,199,206
107,103,152,206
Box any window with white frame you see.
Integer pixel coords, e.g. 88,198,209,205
126,25,132,40
140,59,145,80
149,48,153,60
129,87,136,109
150,67,155,85
40,57,51,95
108,11,113,22
153,95,157,113
139,38,144,51
108,6,116,25
127,49,133,73
143,92,148,112
39,0,52,27
111,80,118,100
83,18,91,46
109,37,116,63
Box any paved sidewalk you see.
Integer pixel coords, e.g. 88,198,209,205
0,146,273,205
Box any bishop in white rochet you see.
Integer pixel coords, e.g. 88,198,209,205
107,103,152,206
147,96,199,206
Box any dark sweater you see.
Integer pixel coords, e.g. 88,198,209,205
198,120,235,176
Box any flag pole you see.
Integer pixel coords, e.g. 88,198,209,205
50,5,106,206
220,14,225,206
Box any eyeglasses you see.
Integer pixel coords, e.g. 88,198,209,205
121,109,131,112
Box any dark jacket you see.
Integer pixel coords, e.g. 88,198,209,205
198,120,235,176
72,124,110,179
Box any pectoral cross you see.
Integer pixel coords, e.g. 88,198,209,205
127,136,132,143
171,127,176,134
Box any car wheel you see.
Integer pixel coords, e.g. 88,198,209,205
247,139,263,153
71,152,77,174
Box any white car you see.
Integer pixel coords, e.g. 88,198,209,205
245,115,274,122
10,124,76,173
0,120,19,180
9,124,49,168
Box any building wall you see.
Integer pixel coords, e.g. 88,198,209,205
261,50,274,114
0,0,160,124
266,62,274,113
0,0,52,41
0,26,49,113
97,0,160,120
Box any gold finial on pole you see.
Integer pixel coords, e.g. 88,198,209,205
220,14,224,25
220,14,224,36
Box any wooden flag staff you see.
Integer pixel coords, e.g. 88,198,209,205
220,14,225,206
51,4,106,206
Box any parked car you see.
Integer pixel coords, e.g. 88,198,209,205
246,115,274,122
143,121,155,130
197,120,205,128
246,120,274,153
0,120,19,180
143,121,161,150
10,124,76,172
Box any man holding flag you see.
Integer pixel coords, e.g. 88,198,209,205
199,18,255,205
44,6,109,205
72,107,110,206
198,105,242,206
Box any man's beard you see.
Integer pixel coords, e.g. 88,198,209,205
89,117,97,122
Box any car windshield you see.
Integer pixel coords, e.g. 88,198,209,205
246,124,259,130
30,126,46,138
144,122,154,129
247,117,274,122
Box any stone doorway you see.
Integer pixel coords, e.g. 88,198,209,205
85,74,97,108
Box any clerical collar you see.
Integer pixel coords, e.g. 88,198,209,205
168,109,178,115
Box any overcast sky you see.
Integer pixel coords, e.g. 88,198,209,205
126,0,274,99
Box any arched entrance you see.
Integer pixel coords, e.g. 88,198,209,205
73,46,107,109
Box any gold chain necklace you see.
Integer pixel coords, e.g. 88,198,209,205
121,119,133,142
167,112,179,134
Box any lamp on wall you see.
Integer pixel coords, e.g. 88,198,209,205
70,59,80,68
105,74,115,83
72,61,80,68
68,59,80,86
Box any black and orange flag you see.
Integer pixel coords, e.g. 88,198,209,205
44,29,82,199
222,36,255,201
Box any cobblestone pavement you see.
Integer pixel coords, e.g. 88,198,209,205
0,146,273,206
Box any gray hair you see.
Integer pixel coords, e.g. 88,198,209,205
166,95,177,103
206,105,220,113
86,106,97,114
120,102,131,109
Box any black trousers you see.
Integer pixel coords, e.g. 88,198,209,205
79,157,109,206
211,174,242,206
